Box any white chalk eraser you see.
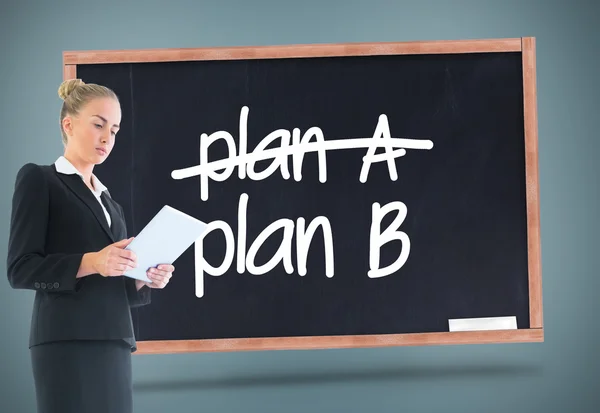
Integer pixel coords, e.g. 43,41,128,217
448,316,517,332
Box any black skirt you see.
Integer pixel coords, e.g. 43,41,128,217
30,339,133,413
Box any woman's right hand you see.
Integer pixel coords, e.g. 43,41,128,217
91,237,138,277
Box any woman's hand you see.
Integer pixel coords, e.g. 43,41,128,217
136,264,174,290
90,237,137,277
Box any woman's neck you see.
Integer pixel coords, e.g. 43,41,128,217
63,153,94,189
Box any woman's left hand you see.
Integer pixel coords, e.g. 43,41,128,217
140,264,175,289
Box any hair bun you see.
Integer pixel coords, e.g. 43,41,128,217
58,79,85,100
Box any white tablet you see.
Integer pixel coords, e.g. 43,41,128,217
123,205,209,282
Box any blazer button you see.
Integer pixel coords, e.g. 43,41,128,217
53,282,59,288
47,284,53,290
41,283,46,289
34,282,40,288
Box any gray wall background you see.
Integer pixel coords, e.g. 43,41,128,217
1,0,598,412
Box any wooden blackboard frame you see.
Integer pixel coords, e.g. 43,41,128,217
62,37,543,354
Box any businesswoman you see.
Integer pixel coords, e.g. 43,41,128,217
6,78,175,413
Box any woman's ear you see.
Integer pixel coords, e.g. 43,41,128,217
62,116,74,137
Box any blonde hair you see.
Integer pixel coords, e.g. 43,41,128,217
58,79,119,145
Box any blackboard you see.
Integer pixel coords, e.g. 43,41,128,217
63,37,543,353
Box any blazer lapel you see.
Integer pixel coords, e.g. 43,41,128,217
100,192,123,241
55,171,115,242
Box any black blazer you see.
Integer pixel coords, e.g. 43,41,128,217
6,162,151,351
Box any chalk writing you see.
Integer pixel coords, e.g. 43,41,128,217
171,106,433,201
170,106,433,298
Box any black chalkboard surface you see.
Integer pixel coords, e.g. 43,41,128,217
63,38,543,353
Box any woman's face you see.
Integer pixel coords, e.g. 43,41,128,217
63,97,121,165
